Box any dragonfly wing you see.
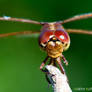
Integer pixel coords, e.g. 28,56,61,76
0,31,40,37
66,29,92,35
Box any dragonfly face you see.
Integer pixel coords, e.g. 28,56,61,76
39,22,70,58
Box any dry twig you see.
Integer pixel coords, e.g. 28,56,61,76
45,65,72,92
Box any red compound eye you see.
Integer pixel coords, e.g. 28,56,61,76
39,30,53,44
55,30,70,43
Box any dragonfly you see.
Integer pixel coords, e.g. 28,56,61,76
0,13,92,75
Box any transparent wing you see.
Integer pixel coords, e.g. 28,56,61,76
0,16,41,25
62,13,92,24
66,29,92,35
0,31,40,37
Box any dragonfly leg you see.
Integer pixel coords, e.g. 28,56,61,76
61,55,68,66
56,57,65,74
48,58,57,67
40,56,49,71
56,57,69,82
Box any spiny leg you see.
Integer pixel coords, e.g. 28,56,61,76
61,55,68,66
56,57,65,74
48,58,57,67
0,31,40,37
66,29,92,35
56,57,69,82
62,13,92,24
40,56,49,71
53,60,57,67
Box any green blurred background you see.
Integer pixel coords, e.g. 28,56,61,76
0,0,92,92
